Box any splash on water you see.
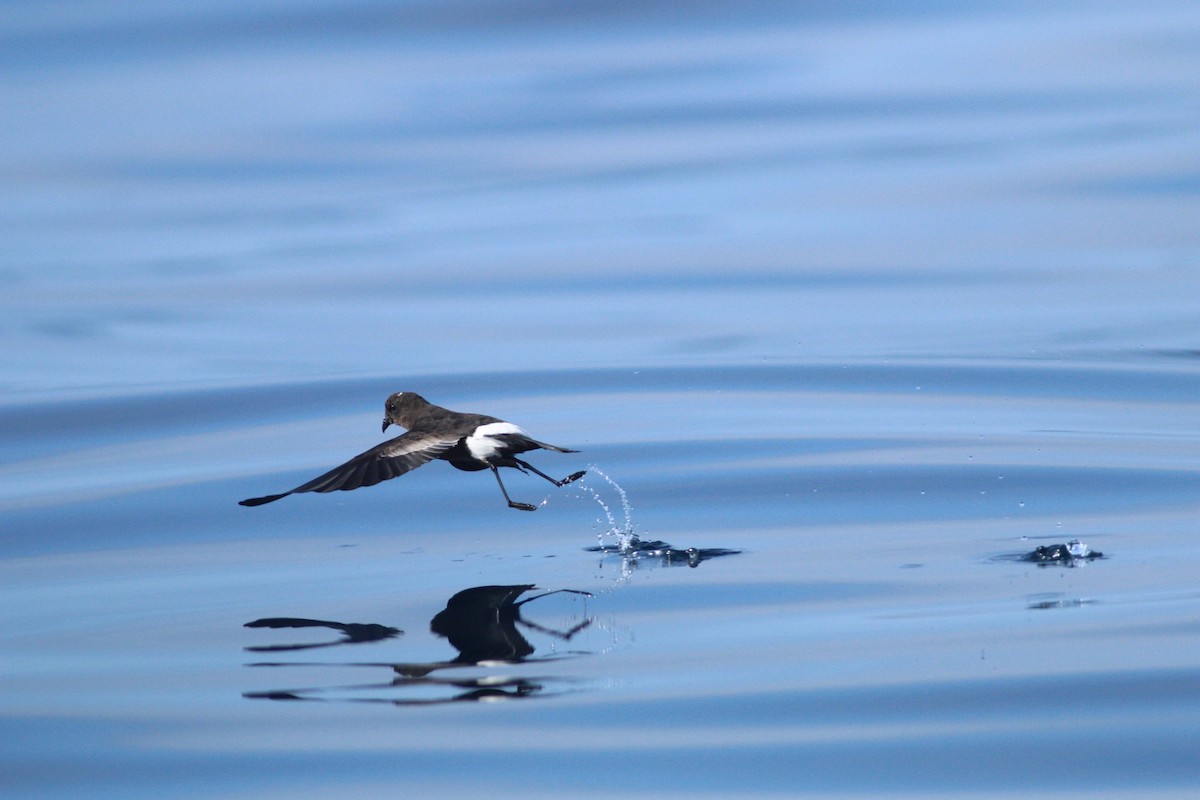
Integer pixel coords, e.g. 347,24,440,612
577,466,741,574
578,465,637,552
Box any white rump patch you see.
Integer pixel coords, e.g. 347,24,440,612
465,421,527,460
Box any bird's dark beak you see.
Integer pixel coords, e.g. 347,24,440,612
382,418,392,433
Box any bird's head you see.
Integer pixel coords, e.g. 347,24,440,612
382,391,429,432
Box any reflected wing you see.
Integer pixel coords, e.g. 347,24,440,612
239,432,457,506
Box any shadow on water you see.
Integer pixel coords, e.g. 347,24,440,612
243,584,593,705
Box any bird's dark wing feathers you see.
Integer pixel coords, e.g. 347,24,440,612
239,433,458,506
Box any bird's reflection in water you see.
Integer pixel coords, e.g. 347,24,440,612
424,584,589,665
243,618,402,652
243,584,592,705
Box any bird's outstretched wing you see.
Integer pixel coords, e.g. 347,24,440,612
239,432,458,506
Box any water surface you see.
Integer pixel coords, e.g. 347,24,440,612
2,2,1199,798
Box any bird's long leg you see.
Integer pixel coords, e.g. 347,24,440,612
491,465,537,511
511,458,587,487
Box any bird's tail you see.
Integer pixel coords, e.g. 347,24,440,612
530,439,578,453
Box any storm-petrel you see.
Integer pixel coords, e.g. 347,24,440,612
239,392,586,511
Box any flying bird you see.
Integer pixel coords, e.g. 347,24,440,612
239,392,586,511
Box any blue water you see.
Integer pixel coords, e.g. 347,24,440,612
3,2,1199,798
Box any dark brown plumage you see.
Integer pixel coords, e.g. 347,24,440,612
239,392,585,510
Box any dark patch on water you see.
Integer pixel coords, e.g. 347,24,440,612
991,539,1106,568
585,536,743,569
